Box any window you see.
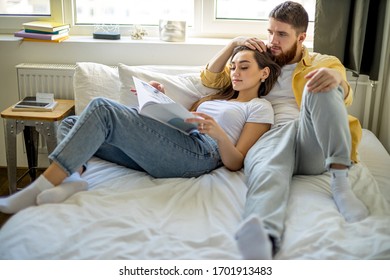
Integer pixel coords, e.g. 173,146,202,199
215,0,315,21
0,0,50,15
74,0,193,26
0,0,63,31
204,0,315,39
1,0,315,40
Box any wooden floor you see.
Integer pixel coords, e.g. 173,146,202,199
0,167,44,228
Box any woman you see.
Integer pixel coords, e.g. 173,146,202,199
0,46,281,214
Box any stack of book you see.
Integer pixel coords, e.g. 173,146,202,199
14,21,70,43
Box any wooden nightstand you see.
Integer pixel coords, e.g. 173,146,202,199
1,99,75,194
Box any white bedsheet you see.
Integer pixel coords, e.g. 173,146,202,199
277,163,390,259
0,163,247,259
0,129,389,259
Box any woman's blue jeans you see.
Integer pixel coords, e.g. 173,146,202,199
51,97,222,178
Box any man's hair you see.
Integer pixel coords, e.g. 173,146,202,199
269,1,308,34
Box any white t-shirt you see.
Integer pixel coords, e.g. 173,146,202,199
264,63,300,126
197,98,274,145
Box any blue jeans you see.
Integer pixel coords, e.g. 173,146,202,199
244,85,352,254
51,97,222,178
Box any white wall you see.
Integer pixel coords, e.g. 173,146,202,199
0,36,377,168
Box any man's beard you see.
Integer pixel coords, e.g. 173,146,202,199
273,41,298,66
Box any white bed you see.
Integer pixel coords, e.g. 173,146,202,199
0,63,389,260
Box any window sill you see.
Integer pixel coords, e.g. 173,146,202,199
0,34,313,50
0,34,230,46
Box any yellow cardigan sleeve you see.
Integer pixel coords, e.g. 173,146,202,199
200,64,231,89
293,52,353,107
349,115,362,163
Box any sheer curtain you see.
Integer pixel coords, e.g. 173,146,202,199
314,0,390,153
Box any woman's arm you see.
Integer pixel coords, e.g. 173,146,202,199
188,112,270,171
219,122,270,171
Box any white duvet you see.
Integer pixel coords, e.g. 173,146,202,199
277,163,390,259
0,162,246,259
0,130,389,259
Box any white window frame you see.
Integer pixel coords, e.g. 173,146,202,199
196,0,314,40
194,0,270,38
0,0,314,40
0,0,64,33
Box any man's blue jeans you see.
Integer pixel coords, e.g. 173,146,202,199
244,85,352,253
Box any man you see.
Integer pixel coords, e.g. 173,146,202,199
200,1,368,259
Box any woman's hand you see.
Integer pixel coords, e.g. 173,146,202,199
186,112,226,141
149,80,165,93
187,112,271,171
130,81,165,95
187,112,244,171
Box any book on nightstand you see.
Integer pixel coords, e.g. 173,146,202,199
12,96,58,112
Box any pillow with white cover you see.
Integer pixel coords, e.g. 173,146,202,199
73,62,218,114
117,63,218,109
73,62,120,115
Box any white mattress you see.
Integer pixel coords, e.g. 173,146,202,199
0,129,389,259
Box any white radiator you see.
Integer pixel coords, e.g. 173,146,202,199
347,72,373,130
16,63,77,100
16,63,77,155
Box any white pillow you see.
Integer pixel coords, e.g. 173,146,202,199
118,63,218,109
73,62,218,114
73,62,120,114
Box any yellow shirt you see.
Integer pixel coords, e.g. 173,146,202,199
200,47,362,163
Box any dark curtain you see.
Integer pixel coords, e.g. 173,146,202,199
313,0,387,80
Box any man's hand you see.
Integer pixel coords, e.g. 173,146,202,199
232,36,267,52
305,68,345,93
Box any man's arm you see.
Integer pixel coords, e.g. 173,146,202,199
305,68,351,101
207,37,267,73
201,37,268,89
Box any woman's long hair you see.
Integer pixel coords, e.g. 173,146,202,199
190,46,281,111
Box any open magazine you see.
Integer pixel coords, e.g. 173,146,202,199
133,76,198,134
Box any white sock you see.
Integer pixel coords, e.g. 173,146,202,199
0,175,54,214
235,215,272,260
330,168,369,223
36,173,88,205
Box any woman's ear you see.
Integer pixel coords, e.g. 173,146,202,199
261,67,270,81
